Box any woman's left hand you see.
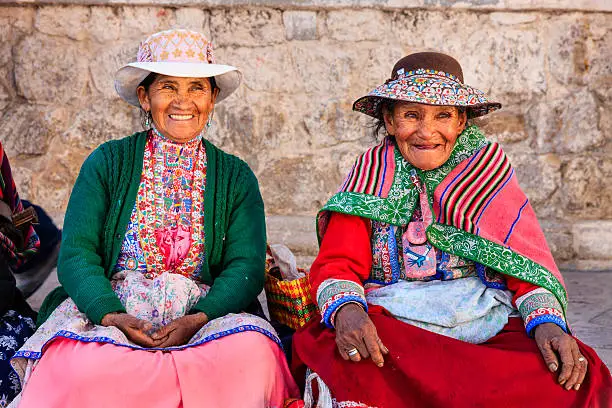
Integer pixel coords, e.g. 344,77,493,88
534,322,588,391
151,312,208,348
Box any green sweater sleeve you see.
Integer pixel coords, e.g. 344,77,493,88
193,163,266,320
58,147,126,325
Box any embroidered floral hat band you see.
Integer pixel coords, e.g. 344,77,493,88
353,52,502,119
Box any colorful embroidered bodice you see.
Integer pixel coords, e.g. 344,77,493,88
115,128,206,280
368,167,485,286
369,189,478,286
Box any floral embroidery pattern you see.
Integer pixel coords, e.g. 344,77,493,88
136,129,206,279
515,288,567,335
114,208,148,274
0,310,35,406
353,68,501,119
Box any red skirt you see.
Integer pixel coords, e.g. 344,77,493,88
292,306,612,408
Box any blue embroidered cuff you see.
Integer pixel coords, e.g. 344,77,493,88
317,279,367,329
526,314,569,337
323,296,368,329
516,288,567,337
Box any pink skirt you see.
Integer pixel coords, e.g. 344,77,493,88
19,331,299,408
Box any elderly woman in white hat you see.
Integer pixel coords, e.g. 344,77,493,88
10,29,299,407
292,52,612,407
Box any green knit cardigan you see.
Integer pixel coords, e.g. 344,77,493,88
38,132,266,326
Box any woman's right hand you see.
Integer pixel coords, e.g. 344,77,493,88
101,313,160,348
334,303,389,367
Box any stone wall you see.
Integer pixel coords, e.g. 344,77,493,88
0,2,611,269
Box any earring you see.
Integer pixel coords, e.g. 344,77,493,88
205,109,214,132
145,111,151,129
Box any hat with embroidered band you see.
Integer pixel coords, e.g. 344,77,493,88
114,29,241,107
353,52,501,119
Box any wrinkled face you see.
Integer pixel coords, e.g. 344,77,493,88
137,75,219,143
383,102,467,170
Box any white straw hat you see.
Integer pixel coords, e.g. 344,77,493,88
114,29,241,106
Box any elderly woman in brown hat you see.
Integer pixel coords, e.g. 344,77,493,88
292,52,612,407
9,29,298,407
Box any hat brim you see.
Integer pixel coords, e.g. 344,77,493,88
114,62,242,107
353,76,501,119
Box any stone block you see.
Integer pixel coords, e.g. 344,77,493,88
302,98,370,147
572,221,612,260
585,15,612,97
562,156,612,219
14,34,89,104
529,89,603,154
508,152,561,214
326,9,388,42
545,15,589,85
490,12,537,25
0,42,15,107
212,92,289,171
61,100,139,150
490,27,547,97
28,139,101,214
0,84,9,111
391,10,494,91
477,111,529,144
0,104,70,157
283,11,317,41
539,219,575,262
210,9,284,47
90,41,139,99
89,7,122,43
1,6,35,36
175,7,210,36
259,154,342,215
9,164,33,200
36,5,90,41
219,45,300,93
119,7,176,39
599,105,612,144
207,91,255,153
212,89,328,174
290,43,362,95
266,215,318,256
358,44,407,94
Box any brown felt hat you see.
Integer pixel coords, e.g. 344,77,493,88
353,52,501,119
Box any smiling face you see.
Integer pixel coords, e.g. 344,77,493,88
137,75,219,143
383,102,467,170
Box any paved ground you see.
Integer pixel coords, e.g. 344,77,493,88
27,269,612,370
563,271,612,370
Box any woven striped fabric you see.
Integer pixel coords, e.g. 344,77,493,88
339,137,396,197
0,142,40,268
434,142,512,234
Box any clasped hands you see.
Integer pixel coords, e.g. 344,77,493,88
334,304,587,390
100,312,208,348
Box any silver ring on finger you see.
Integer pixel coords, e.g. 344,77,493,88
347,348,360,357
578,356,586,363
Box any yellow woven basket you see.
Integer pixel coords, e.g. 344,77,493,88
264,255,318,330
